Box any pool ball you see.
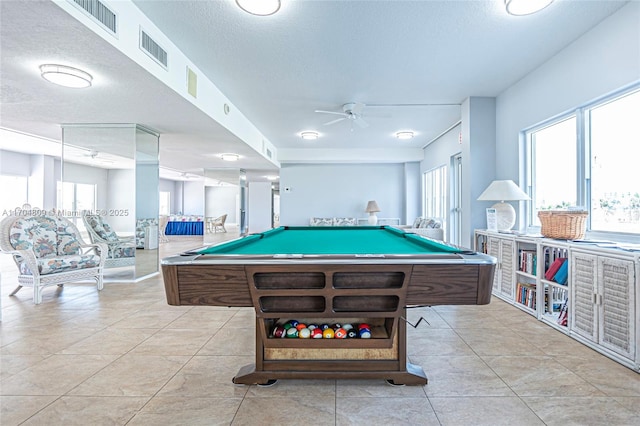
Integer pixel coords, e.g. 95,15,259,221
283,322,293,330
286,328,298,338
334,328,347,339
342,323,353,331
298,328,311,338
320,324,330,330
322,328,335,339
311,328,323,338
272,326,286,338
347,330,357,338
296,323,307,331
288,320,299,328
307,324,318,330
358,323,371,330
332,323,342,329
359,329,371,339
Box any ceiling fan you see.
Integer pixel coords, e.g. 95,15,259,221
315,102,369,129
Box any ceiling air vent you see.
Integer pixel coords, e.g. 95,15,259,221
140,29,168,69
70,0,117,35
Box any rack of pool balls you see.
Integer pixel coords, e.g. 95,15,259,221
271,320,372,339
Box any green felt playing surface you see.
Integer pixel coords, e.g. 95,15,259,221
198,226,461,255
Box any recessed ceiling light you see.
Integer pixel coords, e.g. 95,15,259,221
236,0,281,16
220,153,240,161
395,131,415,140
264,175,279,181
39,64,93,88
300,131,319,140
505,0,553,16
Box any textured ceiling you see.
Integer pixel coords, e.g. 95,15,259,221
0,0,629,178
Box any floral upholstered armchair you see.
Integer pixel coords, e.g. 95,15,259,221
82,212,136,268
0,213,106,304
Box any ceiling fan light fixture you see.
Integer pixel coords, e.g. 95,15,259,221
236,0,281,16
40,64,92,88
505,0,553,16
220,153,240,161
395,131,415,140
300,131,319,140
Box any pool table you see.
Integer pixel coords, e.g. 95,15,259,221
162,226,496,385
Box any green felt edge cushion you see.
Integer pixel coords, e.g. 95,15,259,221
383,225,406,236
403,233,460,253
199,234,262,254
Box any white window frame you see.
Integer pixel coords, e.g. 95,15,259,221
524,83,640,240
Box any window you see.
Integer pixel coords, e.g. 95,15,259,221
159,191,170,216
0,175,28,213
589,90,640,234
57,182,96,217
526,85,640,236
423,165,447,221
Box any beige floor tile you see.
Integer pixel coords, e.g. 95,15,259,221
407,327,475,356
0,354,50,380
245,379,336,398
224,308,256,328
405,306,451,328
0,395,58,426
1,354,117,395
0,327,100,356
523,396,640,426
129,328,214,355
198,327,255,356
233,395,335,426
614,396,640,415
20,396,149,426
454,327,546,356
158,355,252,398
414,355,515,397
60,327,158,355
165,308,238,330
336,396,439,426
67,354,190,397
109,309,186,329
429,396,545,426
336,379,426,398
128,396,243,426
484,355,605,397
555,354,640,396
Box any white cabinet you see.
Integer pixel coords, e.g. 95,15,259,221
571,251,636,361
486,235,515,300
475,230,639,372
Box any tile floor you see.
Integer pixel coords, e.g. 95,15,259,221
1,234,639,425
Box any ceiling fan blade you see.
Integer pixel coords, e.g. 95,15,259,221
355,117,369,128
315,110,347,116
323,117,347,126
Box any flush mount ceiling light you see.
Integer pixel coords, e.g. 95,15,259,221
39,64,93,88
505,0,553,16
236,0,281,16
395,131,415,140
220,153,240,161
300,131,319,140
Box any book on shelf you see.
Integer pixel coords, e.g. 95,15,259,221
544,257,567,281
553,260,569,285
557,298,568,326
518,249,537,274
516,282,537,309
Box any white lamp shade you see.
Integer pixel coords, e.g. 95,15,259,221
365,200,380,213
477,180,530,202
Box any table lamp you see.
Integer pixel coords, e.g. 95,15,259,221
477,180,530,231
365,200,380,225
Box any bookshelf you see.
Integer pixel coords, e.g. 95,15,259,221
475,230,639,372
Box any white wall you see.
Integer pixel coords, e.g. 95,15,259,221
496,2,640,181
106,169,135,232
403,162,421,224
136,163,158,219
205,186,238,223
64,162,109,210
248,181,272,233
0,149,31,176
280,163,406,226
183,180,204,215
